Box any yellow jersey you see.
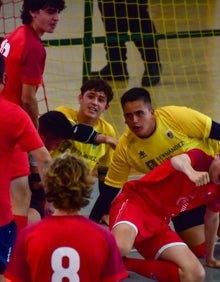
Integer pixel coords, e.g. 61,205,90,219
105,105,220,188
50,106,116,171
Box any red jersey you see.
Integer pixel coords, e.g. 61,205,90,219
133,149,220,216
6,215,128,282
110,149,220,243
0,25,46,105
0,96,44,226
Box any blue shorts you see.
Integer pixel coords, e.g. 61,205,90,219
0,220,16,274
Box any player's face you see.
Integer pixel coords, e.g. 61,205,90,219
123,99,156,138
78,90,109,122
40,133,62,150
30,7,61,36
209,154,220,184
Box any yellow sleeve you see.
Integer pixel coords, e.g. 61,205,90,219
94,118,116,168
105,135,131,188
158,106,212,138
55,106,77,124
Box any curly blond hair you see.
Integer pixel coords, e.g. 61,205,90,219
44,153,95,211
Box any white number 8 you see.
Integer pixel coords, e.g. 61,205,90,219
51,247,80,282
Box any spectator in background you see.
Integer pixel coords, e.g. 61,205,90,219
94,0,161,86
5,153,128,282
0,0,66,234
0,53,51,282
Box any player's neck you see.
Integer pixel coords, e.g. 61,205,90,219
53,209,79,216
77,112,97,127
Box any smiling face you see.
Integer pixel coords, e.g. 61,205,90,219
123,99,156,138
78,89,109,125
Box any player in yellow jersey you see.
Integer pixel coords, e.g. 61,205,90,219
29,109,117,219
90,87,220,258
55,78,115,173
29,78,116,221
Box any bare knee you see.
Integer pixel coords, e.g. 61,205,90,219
160,245,205,282
112,223,137,257
179,262,205,282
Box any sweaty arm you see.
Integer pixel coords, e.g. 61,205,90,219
209,120,220,140
21,84,39,129
170,153,210,186
72,124,117,148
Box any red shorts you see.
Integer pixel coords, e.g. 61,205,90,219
109,189,185,260
11,145,30,179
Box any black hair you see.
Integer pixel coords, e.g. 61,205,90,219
21,0,66,24
0,53,5,85
120,87,152,109
80,78,114,104
39,111,72,139
0,53,5,75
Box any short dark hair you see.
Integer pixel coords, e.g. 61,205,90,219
21,0,66,24
120,87,152,109
80,78,114,104
39,111,72,140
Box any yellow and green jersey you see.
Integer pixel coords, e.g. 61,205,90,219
50,106,116,171
105,106,220,188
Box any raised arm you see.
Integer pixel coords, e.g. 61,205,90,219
72,123,117,149
39,111,117,149
170,153,210,186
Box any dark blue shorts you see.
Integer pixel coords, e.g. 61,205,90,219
0,220,16,274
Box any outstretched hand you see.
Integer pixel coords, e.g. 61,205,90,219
95,134,118,149
104,136,118,149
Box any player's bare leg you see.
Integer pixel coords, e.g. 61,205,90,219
10,176,31,232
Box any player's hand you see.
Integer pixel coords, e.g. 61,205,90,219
95,134,118,149
100,214,109,226
188,171,210,186
104,136,118,149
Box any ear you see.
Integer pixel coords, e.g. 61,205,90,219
78,93,83,103
29,10,37,19
2,72,7,85
104,103,109,110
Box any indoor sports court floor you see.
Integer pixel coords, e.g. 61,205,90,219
1,0,220,281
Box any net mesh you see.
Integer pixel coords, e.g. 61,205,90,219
0,0,220,137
